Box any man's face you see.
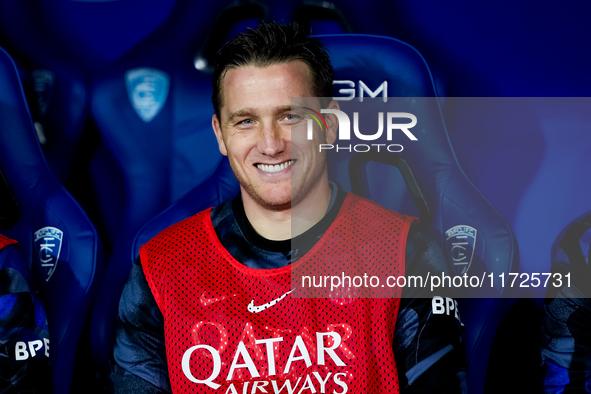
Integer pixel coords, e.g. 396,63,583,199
212,61,337,210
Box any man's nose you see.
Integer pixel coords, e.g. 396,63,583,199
257,124,286,156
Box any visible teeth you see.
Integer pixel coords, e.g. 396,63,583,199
257,160,294,173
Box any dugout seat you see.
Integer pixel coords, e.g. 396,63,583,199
291,1,352,35
0,0,180,73
0,47,103,394
132,158,239,270
0,1,91,185
318,34,518,393
87,2,264,373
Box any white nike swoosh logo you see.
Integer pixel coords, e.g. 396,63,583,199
200,292,236,307
247,289,295,313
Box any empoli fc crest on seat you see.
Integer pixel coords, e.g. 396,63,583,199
125,67,170,123
34,226,63,282
445,225,477,276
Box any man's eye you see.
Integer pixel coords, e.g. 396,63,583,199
237,119,254,126
285,114,301,121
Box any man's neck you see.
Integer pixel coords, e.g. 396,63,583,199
242,180,332,241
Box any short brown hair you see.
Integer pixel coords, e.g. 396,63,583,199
211,22,334,119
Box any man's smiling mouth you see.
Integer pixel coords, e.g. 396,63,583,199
256,159,295,173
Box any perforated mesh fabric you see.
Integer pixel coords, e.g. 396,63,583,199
141,193,414,393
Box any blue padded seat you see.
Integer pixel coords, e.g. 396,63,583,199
0,0,179,73
0,47,103,394
0,6,90,184
87,2,263,373
132,158,239,266
318,34,518,393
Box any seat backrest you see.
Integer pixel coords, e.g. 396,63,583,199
88,1,266,246
318,34,518,393
0,46,103,394
0,0,180,72
87,3,263,373
132,158,239,263
0,5,91,185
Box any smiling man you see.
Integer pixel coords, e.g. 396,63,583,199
110,23,467,394
211,59,339,240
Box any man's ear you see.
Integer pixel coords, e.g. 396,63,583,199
212,114,228,156
325,100,340,145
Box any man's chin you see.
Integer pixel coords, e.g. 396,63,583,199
259,192,292,211
263,200,292,211
245,187,292,211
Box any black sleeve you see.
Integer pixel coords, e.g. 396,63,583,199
541,216,591,393
0,244,52,393
393,222,467,394
107,258,171,394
